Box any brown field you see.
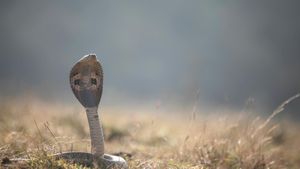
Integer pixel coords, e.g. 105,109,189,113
0,96,300,169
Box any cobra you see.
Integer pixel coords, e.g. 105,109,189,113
55,54,128,168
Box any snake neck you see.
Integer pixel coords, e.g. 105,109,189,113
85,107,104,157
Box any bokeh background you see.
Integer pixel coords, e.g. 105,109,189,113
1,0,300,118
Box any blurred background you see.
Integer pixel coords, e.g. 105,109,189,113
0,0,300,118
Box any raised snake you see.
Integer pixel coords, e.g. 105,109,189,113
55,54,127,168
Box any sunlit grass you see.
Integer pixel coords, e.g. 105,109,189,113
0,95,300,168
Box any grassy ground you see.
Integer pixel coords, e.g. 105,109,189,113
0,96,300,169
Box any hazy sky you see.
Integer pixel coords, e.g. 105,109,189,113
0,0,300,114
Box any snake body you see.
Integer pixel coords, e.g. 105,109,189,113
86,107,105,157
55,54,127,168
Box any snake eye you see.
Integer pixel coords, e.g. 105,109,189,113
74,79,80,85
91,78,97,85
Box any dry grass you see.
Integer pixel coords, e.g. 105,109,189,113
0,95,300,169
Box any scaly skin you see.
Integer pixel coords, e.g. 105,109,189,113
86,107,105,156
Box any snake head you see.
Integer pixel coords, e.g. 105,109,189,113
70,54,103,108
